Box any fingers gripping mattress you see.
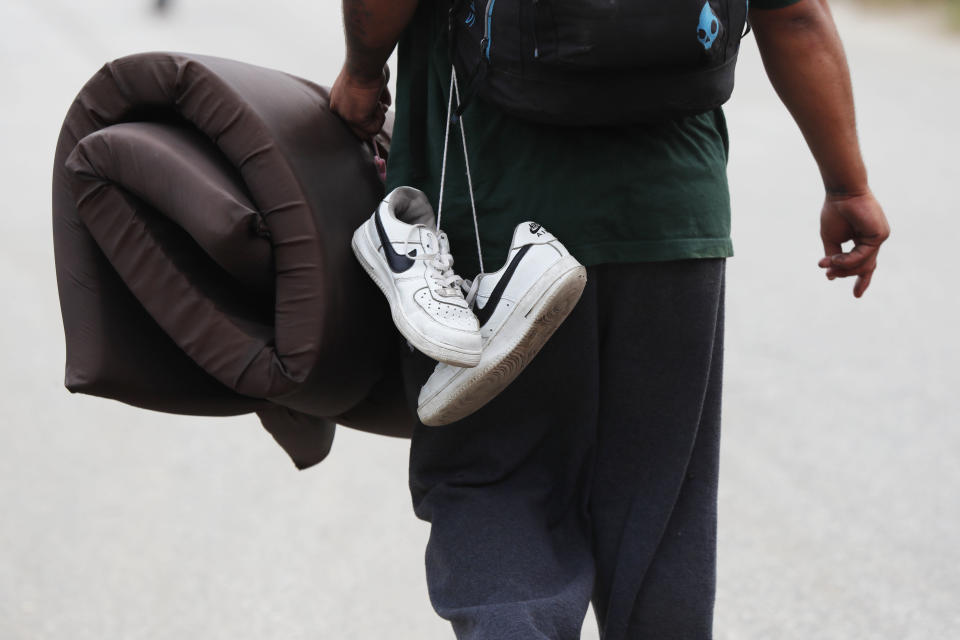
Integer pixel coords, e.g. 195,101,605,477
52,53,414,468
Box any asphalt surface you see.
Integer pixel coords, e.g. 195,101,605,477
1,1,957,638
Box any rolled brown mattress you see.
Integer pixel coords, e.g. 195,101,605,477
52,52,414,468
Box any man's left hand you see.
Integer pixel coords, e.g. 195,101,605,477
818,190,890,298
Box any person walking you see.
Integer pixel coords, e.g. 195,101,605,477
330,0,890,638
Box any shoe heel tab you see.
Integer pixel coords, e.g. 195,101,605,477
513,221,554,245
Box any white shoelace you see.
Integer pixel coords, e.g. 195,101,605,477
403,224,464,297
437,67,485,275
460,277,481,308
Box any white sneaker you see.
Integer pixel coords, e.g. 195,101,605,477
352,187,481,367
417,222,587,426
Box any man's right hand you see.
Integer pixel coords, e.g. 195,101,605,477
329,64,391,140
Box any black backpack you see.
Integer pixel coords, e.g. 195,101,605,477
449,0,750,125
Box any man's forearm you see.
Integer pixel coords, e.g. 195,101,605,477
750,0,868,196
343,0,419,80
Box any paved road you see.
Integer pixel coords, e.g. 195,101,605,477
1,1,957,638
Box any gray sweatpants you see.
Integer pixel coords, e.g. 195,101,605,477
403,259,726,640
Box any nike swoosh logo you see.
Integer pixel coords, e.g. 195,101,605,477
374,207,415,273
474,244,532,327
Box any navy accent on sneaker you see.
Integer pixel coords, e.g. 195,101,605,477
375,208,416,273
474,244,532,327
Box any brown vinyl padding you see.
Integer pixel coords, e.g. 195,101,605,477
52,53,415,468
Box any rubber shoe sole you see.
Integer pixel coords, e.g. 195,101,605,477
417,256,587,426
352,225,481,368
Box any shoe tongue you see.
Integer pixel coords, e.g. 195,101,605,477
436,231,450,253
511,221,553,248
419,227,440,254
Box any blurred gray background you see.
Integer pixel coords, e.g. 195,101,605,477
1,1,957,638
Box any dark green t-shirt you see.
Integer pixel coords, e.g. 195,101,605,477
386,0,797,276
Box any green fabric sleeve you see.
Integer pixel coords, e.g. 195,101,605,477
750,0,803,9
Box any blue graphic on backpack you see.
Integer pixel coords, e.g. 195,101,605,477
698,2,721,50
